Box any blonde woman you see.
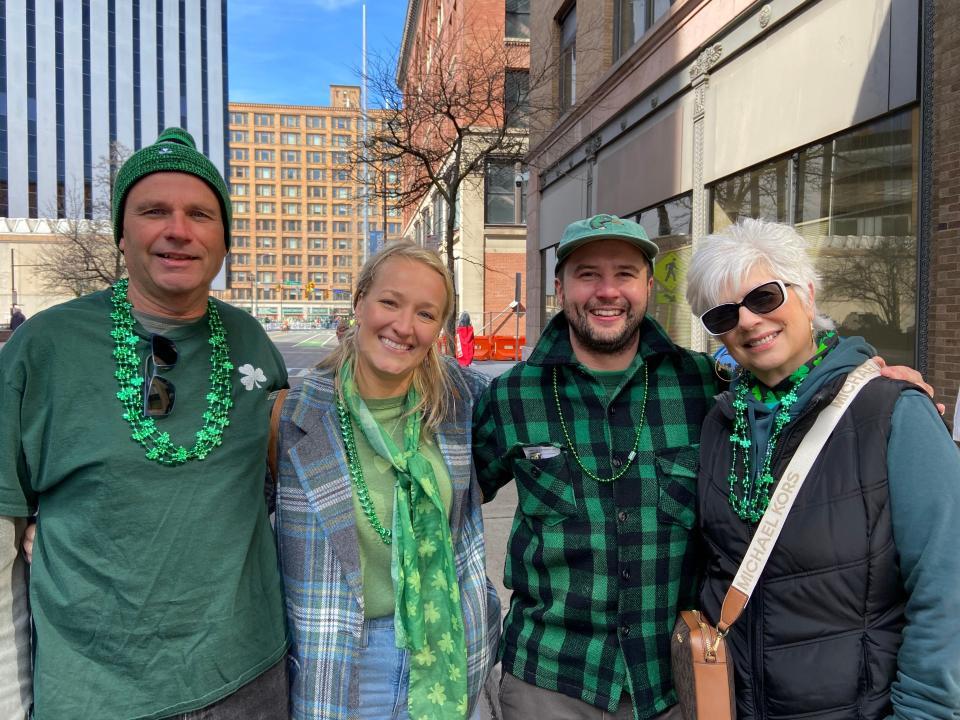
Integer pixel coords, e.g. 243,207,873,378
274,240,500,720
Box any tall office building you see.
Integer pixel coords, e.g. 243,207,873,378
224,90,402,322
1,0,228,314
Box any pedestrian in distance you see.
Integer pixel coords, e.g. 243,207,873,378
472,213,938,720
9,306,25,331
686,218,960,719
273,240,500,720
0,127,290,719
456,312,476,367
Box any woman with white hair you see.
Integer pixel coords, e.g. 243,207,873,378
685,218,960,719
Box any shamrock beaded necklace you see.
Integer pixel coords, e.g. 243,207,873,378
727,331,837,521
111,278,234,466
553,364,648,483
336,395,392,544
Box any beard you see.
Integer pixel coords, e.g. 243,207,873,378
563,299,644,356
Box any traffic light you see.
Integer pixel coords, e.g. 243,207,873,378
304,281,315,299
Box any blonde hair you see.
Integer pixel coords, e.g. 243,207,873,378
318,240,460,430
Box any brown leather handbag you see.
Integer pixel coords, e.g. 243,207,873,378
671,607,737,720
670,360,882,720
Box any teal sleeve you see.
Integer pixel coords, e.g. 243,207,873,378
886,390,960,719
0,349,36,517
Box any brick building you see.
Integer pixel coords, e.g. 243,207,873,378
523,0,957,421
396,0,530,336
220,88,401,322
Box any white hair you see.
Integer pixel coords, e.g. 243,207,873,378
685,218,835,332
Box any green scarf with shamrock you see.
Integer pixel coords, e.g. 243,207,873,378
340,363,469,719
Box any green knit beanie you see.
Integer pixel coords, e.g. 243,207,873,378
112,127,232,249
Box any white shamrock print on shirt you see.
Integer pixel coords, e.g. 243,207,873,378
239,364,267,391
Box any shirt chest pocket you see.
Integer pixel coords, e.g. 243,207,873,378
513,448,578,526
655,444,699,529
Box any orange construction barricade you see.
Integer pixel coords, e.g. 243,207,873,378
473,335,492,361
491,335,526,361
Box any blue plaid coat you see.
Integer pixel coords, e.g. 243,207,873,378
275,363,501,720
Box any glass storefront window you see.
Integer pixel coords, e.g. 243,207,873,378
542,245,560,325
710,108,918,365
635,194,693,347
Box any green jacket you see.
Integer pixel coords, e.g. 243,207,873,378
473,312,718,720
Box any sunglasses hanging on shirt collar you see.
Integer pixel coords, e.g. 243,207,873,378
143,334,178,418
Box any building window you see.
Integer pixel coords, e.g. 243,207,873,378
710,108,919,365
308,255,328,267
231,148,249,161
306,116,325,128
231,166,249,178
282,254,302,266
332,152,350,164
234,219,251,231
306,133,326,146
233,235,251,247
307,151,326,164
259,254,277,265
334,204,351,216
283,237,302,249
234,201,249,214
614,0,673,60
282,167,301,180
308,221,327,233
280,114,299,128
280,150,300,163
257,236,276,249
230,111,248,125
334,117,351,130
231,183,249,196
559,6,576,112
256,184,276,197
256,219,277,231
307,169,327,181
506,0,530,39
254,113,274,126
255,166,275,179
254,131,275,144
309,203,328,215
282,185,301,198
332,134,351,147
283,220,302,232
282,203,301,215
333,272,352,284
280,132,299,145
308,186,327,198
256,202,276,214
254,149,275,162
332,187,351,199
309,238,327,250
333,221,351,233
485,159,526,225
634,194,693,346
230,130,249,142
505,70,529,128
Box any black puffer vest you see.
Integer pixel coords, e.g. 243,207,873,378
698,375,909,720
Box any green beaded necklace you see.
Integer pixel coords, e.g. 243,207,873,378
336,395,392,544
552,364,648,483
111,278,235,466
727,332,837,521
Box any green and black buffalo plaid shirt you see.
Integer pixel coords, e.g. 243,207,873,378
473,313,719,720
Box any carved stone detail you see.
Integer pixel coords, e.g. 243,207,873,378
689,43,723,81
759,5,772,28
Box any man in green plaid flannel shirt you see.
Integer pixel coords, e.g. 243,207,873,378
473,214,717,720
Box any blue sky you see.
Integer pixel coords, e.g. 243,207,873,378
228,0,407,107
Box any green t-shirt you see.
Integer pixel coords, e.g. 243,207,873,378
350,395,453,619
0,290,289,719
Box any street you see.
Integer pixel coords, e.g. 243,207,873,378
271,328,516,719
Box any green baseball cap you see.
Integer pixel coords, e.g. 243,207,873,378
112,127,232,249
555,214,659,274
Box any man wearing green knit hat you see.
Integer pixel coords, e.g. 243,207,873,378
0,128,289,719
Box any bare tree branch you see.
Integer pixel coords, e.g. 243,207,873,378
37,143,130,295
